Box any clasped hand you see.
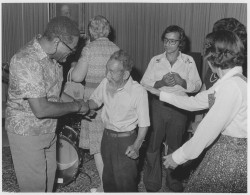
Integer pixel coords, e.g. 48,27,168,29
162,72,183,87
125,144,139,159
163,154,178,169
75,99,89,114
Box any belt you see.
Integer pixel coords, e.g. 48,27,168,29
105,129,136,138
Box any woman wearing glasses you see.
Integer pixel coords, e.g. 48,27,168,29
141,25,201,192
71,15,119,192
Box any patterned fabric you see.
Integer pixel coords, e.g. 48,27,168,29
79,37,119,154
185,135,247,192
208,92,216,109
5,35,63,136
82,37,119,84
79,87,104,155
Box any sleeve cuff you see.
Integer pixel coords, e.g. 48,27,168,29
159,91,172,102
94,100,102,107
172,147,188,165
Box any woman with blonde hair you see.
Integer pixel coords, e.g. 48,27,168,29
71,15,119,192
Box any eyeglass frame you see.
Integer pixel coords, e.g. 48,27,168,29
58,37,77,54
163,38,180,46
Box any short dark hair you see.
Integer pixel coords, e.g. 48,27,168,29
205,30,245,69
43,16,80,44
161,25,186,51
109,50,133,72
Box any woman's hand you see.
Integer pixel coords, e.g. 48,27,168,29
163,154,178,169
141,83,161,96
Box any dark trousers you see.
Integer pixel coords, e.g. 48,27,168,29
101,129,138,192
143,98,187,191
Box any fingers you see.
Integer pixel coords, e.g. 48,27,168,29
163,158,174,169
88,110,96,116
163,154,178,170
125,146,139,159
163,73,176,87
141,83,149,88
79,100,90,113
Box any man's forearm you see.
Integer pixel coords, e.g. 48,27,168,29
180,79,187,89
28,97,81,119
60,92,75,102
133,126,148,149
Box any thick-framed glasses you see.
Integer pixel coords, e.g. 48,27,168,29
163,38,180,46
58,37,76,54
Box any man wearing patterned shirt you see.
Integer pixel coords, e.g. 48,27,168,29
88,50,150,192
5,16,89,192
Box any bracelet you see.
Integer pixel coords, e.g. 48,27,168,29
73,99,82,112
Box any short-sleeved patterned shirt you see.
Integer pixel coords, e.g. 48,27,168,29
5,35,63,136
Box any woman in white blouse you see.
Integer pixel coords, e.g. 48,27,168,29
143,30,247,192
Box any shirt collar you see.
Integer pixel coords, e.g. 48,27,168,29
96,37,109,41
157,51,183,62
33,34,48,60
116,76,133,94
217,66,243,83
34,35,61,66
212,66,243,92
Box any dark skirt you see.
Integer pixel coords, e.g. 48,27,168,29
185,134,247,193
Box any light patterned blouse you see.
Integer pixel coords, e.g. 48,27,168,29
5,35,63,136
80,37,119,84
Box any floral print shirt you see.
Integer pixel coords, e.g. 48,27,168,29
5,35,63,136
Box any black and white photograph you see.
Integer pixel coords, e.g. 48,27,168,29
1,1,247,193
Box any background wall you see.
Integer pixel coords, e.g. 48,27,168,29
2,3,48,63
2,3,247,79
82,3,247,79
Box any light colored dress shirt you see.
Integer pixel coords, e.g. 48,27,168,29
5,35,63,136
167,66,247,165
141,51,202,96
90,77,150,132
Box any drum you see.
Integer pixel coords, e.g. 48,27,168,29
56,124,82,186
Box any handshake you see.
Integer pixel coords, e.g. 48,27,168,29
74,99,96,117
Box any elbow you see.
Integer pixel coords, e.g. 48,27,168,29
195,85,202,93
191,82,202,93
33,110,46,119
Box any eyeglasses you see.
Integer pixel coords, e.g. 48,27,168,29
58,37,76,54
163,38,180,46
